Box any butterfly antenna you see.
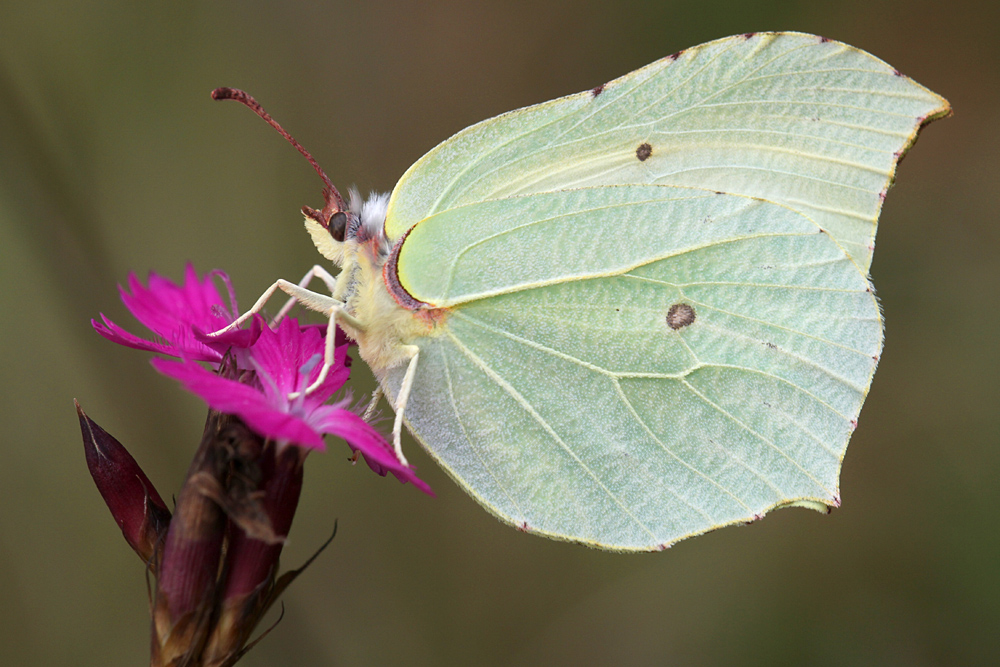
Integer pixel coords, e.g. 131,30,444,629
211,87,346,226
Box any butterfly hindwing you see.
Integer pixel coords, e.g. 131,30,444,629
383,186,880,549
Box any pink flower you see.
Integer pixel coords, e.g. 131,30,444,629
92,264,258,362
93,264,430,494
152,318,431,493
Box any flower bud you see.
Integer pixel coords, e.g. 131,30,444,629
77,400,170,571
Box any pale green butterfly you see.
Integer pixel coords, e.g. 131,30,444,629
215,32,949,551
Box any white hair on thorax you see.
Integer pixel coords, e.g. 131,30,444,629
347,187,391,255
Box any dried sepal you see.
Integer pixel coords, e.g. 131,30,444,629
151,408,264,667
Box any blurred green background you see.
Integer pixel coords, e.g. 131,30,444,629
1,1,995,665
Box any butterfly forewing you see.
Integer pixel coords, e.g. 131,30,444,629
385,32,949,272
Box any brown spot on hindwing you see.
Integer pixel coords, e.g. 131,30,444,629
591,83,605,97
636,142,652,161
666,303,696,330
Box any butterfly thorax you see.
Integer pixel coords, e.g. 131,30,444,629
305,190,443,377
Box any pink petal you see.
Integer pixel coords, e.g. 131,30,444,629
312,407,433,495
250,319,350,404
192,315,262,355
92,315,182,357
121,270,222,335
151,358,326,450
108,265,246,359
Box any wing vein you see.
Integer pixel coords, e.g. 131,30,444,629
680,379,835,498
445,228,826,306
441,345,526,520
427,103,586,213
443,38,751,199
647,127,898,154
443,192,720,297
621,362,854,424
452,310,618,376
445,332,660,541
676,99,919,118
611,378,754,516
447,315,743,526
623,274,868,295
682,296,878,365
650,164,875,193
542,38,740,150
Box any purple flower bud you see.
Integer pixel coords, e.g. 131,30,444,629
77,401,170,570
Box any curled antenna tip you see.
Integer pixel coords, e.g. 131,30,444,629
210,87,238,101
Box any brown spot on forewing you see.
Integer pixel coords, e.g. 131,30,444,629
636,142,652,161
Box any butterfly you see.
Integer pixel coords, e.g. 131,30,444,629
214,32,948,551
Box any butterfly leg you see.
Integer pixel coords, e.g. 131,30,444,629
362,387,383,421
389,345,421,466
286,287,366,398
206,279,287,334
208,278,346,336
209,279,366,401
271,264,340,325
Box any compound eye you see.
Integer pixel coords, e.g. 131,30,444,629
328,211,348,242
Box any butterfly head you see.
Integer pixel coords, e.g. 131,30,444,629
303,189,391,267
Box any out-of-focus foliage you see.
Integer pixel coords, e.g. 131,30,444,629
0,1,995,665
